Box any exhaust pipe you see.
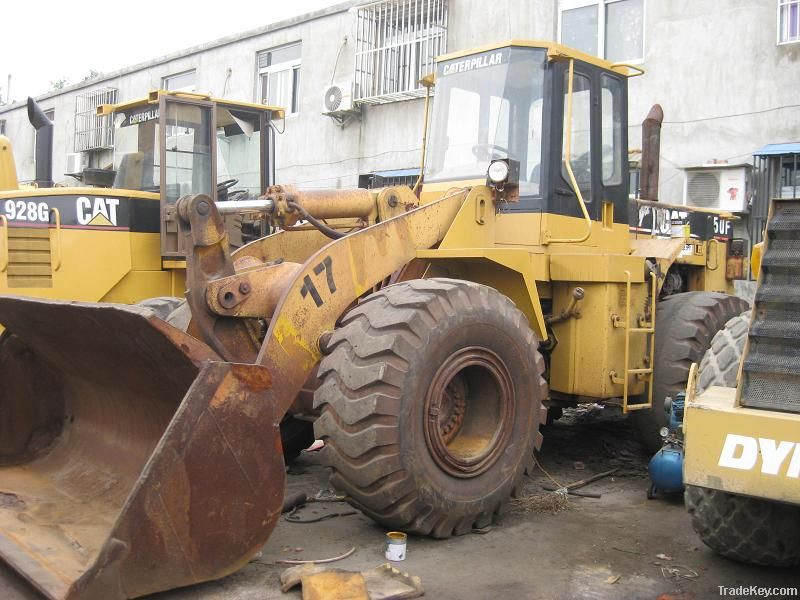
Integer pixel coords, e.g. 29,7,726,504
27,97,53,188
640,104,663,201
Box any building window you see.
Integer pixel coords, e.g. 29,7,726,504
354,0,448,105
779,0,800,44
559,0,644,62
74,87,118,152
258,43,301,114
163,70,196,92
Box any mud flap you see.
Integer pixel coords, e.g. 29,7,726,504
0,297,285,599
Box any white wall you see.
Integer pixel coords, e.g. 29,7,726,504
1,0,798,207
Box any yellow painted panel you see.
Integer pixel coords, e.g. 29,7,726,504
549,282,648,398
684,388,800,504
102,270,183,304
129,233,162,270
550,254,645,282
0,229,132,302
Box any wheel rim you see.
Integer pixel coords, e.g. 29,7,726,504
424,346,515,478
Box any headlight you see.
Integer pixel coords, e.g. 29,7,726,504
487,160,509,184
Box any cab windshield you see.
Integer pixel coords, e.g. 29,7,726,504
426,47,546,197
113,107,160,191
112,103,263,199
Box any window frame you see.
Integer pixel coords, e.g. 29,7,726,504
778,0,800,45
74,87,118,152
162,70,197,93
257,42,302,116
558,0,646,64
353,0,448,104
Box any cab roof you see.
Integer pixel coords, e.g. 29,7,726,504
436,40,641,77
97,89,285,120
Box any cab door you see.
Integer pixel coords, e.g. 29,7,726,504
159,95,216,258
550,60,628,224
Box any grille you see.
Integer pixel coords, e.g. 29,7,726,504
6,228,52,288
686,172,720,208
741,198,800,413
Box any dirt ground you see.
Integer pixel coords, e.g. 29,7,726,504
1,405,796,600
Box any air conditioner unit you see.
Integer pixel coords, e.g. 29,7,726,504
683,165,750,213
65,152,88,177
321,80,355,115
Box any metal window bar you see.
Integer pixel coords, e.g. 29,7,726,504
354,0,447,104
74,88,118,152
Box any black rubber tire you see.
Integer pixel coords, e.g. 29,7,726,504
685,485,800,567
280,417,316,463
313,278,547,538
697,311,750,393
631,292,749,452
136,296,186,321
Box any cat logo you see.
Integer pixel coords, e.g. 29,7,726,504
76,196,120,227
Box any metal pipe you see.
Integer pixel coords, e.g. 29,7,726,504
546,286,585,325
413,82,431,193
215,199,275,214
27,97,53,188
640,104,663,201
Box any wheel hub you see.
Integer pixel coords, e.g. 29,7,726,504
424,346,515,478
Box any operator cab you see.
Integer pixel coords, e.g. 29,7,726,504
425,41,633,225
104,91,283,256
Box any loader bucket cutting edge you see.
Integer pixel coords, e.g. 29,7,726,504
0,296,286,600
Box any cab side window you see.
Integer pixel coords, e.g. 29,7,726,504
601,75,623,186
561,72,592,198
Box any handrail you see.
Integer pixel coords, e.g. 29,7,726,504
706,238,720,271
413,81,432,194
545,59,593,245
0,215,7,272
50,207,62,271
609,62,645,78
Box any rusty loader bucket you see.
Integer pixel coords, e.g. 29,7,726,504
0,296,285,599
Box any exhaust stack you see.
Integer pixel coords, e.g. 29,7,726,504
27,97,53,188
640,104,663,201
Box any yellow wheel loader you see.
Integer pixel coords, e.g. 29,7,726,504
684,198,800,567
0,41,748,598
0,91,283,305
0,93,319,460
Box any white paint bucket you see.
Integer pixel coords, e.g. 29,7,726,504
384,531,407,561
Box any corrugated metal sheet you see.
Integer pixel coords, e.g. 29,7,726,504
754,142,800,156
